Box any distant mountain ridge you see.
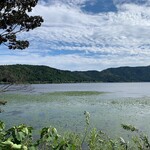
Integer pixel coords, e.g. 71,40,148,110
1,65,150,83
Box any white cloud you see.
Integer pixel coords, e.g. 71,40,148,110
113,0,150,6
1,2,150,70
30,3,150,53
39,0,89,6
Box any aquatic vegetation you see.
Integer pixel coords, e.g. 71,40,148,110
0,91,104,103
1,91,150,142
55,91,104,96
110,97,150,107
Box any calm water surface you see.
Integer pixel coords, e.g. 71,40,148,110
1,83,150,138
32,82,150,97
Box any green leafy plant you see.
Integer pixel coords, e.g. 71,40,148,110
0,121,34,150
1,113,150,150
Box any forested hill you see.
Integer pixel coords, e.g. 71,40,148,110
1,65,150,83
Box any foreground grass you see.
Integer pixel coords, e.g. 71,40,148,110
0,112,150,150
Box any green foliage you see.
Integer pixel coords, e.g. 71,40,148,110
0,122,34,150
0,122,82,150
121,124,138,132
81,111,90,147
1,112,150,150
99,66,150,82
37,127,81,150
0,64,91,83
88,128,129,150
132,134,150,150
1,64,150,84
0,0,43,49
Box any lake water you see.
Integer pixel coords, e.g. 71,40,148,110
32,82,150,96
1,83,150,138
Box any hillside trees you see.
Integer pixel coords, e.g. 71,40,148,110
0,0,43,49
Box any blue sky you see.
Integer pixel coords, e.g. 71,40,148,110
0,0,150,71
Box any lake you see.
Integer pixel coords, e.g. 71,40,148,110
1,83,150,138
